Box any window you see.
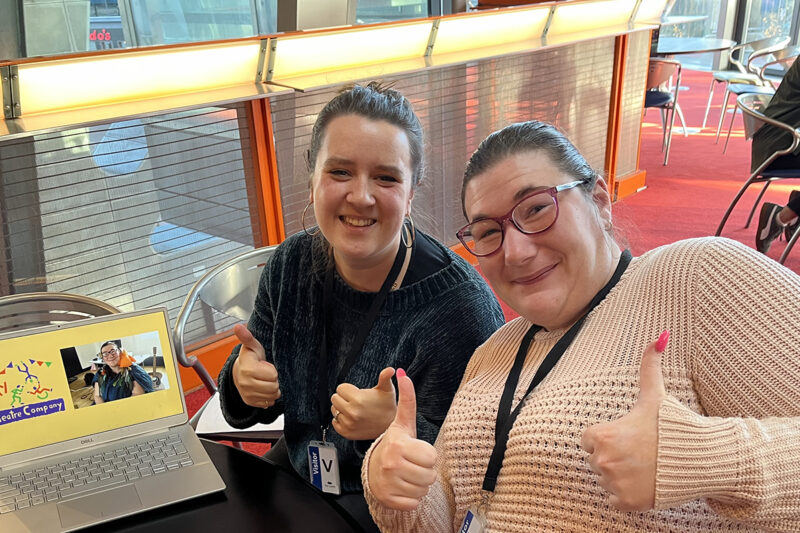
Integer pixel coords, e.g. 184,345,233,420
0,104,263,347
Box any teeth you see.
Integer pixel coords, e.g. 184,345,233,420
342,216,375,227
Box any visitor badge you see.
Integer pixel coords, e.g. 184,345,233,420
459,507,486,533
307,440,341,495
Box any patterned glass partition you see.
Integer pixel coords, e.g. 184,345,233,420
270,37,616,246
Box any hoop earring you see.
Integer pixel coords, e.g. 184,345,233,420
401,215,416,248
302,202,320,236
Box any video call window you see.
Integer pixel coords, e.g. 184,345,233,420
59,331,170,410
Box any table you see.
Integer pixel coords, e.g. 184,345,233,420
656,37,736,56
80,440,361,532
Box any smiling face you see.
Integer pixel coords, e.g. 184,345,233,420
100,343,120,370
311,114,414,289
464,150,619,330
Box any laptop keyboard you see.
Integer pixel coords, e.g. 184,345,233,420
0,433,192,514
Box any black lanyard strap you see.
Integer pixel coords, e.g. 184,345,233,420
482,249,632,493
318,239,409,435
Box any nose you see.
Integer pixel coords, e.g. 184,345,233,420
501,221,538,265
347,175,375,207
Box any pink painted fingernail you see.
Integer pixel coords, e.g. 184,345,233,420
656,330,670,353
397,368,406,378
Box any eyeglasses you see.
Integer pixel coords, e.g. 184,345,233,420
100,347,119,358
456,180,585,257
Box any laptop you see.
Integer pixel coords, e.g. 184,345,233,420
0,308,225,532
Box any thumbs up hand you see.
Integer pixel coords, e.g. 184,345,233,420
581,330,670,512
232,324,281,408
368,369,438,511
332,367,397,440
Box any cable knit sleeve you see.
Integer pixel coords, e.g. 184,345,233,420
654,238,800,531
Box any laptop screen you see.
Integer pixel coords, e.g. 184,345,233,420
0,309,185,457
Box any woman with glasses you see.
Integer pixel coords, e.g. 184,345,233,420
216,82,504,532
93,341,154,404
363,120,800,532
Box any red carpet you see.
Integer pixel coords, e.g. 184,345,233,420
185,67,799,453
617,68,800,273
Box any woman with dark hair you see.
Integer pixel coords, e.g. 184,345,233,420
93,341,154,403
364,120,800,532
217,82,504,531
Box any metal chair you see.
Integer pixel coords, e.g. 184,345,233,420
701,36,789,129
173,245,283,444
644,58,683,166
0,292,120,333
716,93,800,264
721,53,799,153
714,38,793,142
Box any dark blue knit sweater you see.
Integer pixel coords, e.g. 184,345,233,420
218,231,504,493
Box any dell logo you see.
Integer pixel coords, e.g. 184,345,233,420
80,438,93,444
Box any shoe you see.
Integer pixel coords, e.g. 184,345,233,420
784,191,800,242
756,202,783,254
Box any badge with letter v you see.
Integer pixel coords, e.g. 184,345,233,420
307,440,341,495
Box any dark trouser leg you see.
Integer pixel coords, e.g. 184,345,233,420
764,154,800,216
327,491,381,533
788,190,800,217
263,437,380,533
263,436,294,470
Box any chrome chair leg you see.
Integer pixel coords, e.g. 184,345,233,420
780,223,800,264
675,103,688,136
716,175,757,235
722,106,738,153
664,103,677,166
702,79,717,129
745,181,772,228
716,89,732,142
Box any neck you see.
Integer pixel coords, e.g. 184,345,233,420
108,364,120,374
334,238,403,292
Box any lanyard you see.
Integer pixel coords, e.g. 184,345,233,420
317,239,409,439
482,249,632,493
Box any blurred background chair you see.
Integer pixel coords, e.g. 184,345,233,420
722,53,800,153
0,292,120,333
644,58,683,166
714,39,793,142
702,36,789,129
173,245,282,446
716,93,800,264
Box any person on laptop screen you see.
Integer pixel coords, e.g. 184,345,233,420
93,341,155,404
216,82,504,532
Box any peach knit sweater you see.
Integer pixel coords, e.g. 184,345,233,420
363,238,800,532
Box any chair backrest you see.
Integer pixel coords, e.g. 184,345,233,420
730,35,790,73
173,245,278,389
737,93,772,141
646,58,681,90
746,37,793,76
0,292,121,334
758,48,800,88
738,92,800,176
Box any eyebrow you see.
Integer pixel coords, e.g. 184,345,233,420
323,157,404,176
470,185,550,221
512,185,549,202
